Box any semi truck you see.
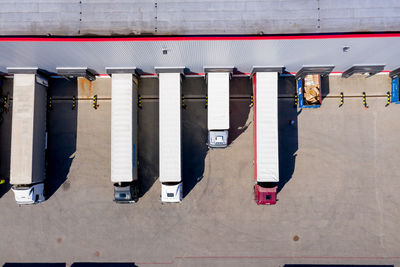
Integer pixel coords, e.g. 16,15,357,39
296,66,334,108
204,67,233,148
107,68,139,203
252,67,281,205
156,67,184,203
9,69,48,204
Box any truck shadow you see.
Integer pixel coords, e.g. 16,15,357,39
137,78,159,198
45,78,78,199
277,76,299,193
0,77,13,198
229,77,252,144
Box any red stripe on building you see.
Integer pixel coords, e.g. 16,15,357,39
1,33,400,42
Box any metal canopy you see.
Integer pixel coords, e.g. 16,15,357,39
295,65,335,80
155,67,185,74
204,66,234,73
342,64,385,78
250,66,284,77
56,67,96,81
106,67,137,76
7,67,40,74
389,67,400,78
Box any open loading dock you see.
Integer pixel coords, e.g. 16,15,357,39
296,66,334,108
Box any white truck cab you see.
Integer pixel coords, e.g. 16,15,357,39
12,183,45,205
208,130,229,148
161,182,183,203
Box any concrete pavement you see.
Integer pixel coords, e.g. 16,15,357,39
0,74,399,266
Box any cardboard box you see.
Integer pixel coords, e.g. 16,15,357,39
303,74,321,105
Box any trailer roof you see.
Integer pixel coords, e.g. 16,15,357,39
159,72,182,183
111,73,136,183
207,72,230,130
254,72,279,182
10,74,37,185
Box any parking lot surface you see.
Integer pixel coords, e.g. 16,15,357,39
0,74,399,266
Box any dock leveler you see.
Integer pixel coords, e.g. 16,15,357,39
156,67,185,203
251,67,282,205
296,66,334,108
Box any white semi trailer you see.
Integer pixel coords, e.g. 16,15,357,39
204,67,233,148
252,67,281,205
107,68,139,203
9,69,48,204
156,67,184,203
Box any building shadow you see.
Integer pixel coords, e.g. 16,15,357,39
137,78,159,197
0,77,13,198
277,76,299,193
229,77,252,144
45,78,78,199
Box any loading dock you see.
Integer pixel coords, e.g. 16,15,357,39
296,66,334,108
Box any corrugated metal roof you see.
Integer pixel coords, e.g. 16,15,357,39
159,72,181,182
1,0,400,35
207,72,230,130
1,34,398,74
255,72,279,183
111,73,137,183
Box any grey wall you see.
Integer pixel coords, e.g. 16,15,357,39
0,35,399,74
